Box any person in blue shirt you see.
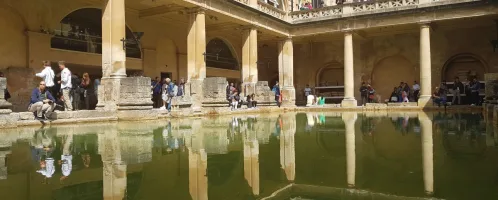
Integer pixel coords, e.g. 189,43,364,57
272,81,281,107
29,81,56,120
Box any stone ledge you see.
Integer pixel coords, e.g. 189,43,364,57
387,102,419,107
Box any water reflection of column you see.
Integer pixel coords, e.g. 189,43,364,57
342,112,357,188
188,119,208,200
100,128,127,200
419,113,434,196
244,132,260,196
280,114,296,182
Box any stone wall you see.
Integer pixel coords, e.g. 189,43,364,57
202,77,228,104
3,67,36,112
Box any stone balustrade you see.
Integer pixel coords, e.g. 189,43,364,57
257,1,288,20
233,0,483,23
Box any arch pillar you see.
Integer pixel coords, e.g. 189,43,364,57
187,8,207,112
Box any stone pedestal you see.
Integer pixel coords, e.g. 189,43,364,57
254,81,277,106
189,79,204,112
484,73,498,101
281,87,296,107
0,77,14,128
97,77,153,111
202,77,228,108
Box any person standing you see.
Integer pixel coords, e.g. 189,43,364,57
80,73,93,110
151,77,162,108
359,82,368,106
72,74,82,111
58,61,73,111
36,61,55,95
272,81,281,107
452,77,464,105
412,81,420,102
0,72,10,101
177,78,185,97
304,84,313,99
470,77,481,106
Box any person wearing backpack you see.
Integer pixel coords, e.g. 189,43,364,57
272,81,281,107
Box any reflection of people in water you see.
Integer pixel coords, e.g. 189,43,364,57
273,115,282,138
59,131,73,182
31,126,56,182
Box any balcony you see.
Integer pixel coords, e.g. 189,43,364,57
231,0,485,24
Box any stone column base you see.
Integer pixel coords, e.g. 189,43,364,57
190,79,204,112
341,98,357,108
418,95,432,108
281,87,296,107
97,77,153,111
241,82,256,98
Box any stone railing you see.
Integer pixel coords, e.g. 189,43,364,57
289,0,482,23
291,6,343,21
257,1,287,20
351,0,418,13
233,0,249,5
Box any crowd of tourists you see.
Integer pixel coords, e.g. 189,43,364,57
3,60,100,120
151,77,185,112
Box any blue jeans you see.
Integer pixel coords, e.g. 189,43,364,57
167,98,172,111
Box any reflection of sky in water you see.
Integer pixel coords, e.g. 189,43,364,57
0,112,497,200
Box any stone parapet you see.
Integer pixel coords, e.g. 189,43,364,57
484,73,498,101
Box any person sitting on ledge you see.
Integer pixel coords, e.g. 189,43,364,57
432,87,447,107
29,81,56,120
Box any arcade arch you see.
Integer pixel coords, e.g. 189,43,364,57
371,55,417,101
50,8,141,59
315,61,344,87
441,53,487,82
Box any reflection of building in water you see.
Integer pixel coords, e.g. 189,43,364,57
419,113,434,196
188,149,208,200
280,114,296,182
343,113,357,188
100,127,127,200
243,132,259,196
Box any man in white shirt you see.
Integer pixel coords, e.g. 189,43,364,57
412,81,420,101
36,61,55,94
58,61,73,111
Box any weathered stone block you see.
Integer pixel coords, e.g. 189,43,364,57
19,112,35,120
203,77,227,101
484,73,498,100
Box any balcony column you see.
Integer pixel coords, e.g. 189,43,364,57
278,37,296,107
187,8,207,111
241,27,258,98
419,113,434,196
342,112,357,187
341,31,357,107
280,114,296,182
418,23,432,107
102,0,127,78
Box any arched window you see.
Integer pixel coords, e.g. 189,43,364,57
206,38,239,70
51,8,141,59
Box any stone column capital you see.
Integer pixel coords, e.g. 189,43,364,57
418,22,432,28
342,29,354,35
241,25,258,31
188,7,207,14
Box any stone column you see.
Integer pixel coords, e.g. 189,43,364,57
419,113,434,196
342,112,357,187
187,8,207,112
418,23,432,107
280,114,296,182
98,0,153,111
241,27,258,98
100,128,127,200
278,38,296,107
243,135,260,196
102,0,127,78
342,31,357,107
